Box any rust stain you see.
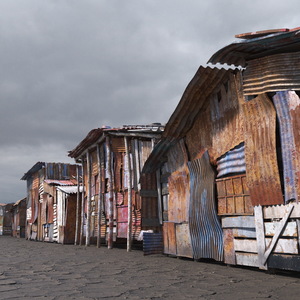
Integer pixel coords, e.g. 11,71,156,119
243,93,283,206
223,229,236,265
168,170,190,223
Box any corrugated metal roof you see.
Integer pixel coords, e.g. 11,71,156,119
68,128,105,159
13,198,26,207
56,185,83,194
68,125,164,159
208,28,300,67
243,51,300,95
143,67,236,173
44,179,77,186
21,162,45,180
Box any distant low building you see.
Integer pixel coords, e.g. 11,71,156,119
21,162,81,242
68,124,164,250
11,198,27,238
0,203,13,236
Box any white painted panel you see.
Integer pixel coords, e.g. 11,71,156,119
222,216,255,228
263,202,300,219
264,221,297,237
236,252,259,267
234,238,298,254
232,228,256,238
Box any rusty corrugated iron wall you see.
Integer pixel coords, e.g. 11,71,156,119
168,171,190,223
273,90,300,203
243,52,300,95
243,93,283,206
188,151,223,261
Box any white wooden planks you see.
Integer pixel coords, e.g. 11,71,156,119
263,202,300,219
236,253,259,267
222,216,255,228
234,238,298,254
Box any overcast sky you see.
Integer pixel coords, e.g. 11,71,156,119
1,0,299,203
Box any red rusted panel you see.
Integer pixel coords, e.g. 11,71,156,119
117,206,128,222
117,206,127,238
243,93,284,206
117,222,127,238
117,192,124,205
168,170,190,223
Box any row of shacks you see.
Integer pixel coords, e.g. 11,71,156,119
0,200,26,238
18,27,300,272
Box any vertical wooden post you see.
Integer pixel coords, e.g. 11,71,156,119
86,152,91,246
96,144,102,248
106,136,114,249
134,139,140,191
254,205,267,270
125,137,133,251
156,169,163,225
79,157,85,246
74,165,80,245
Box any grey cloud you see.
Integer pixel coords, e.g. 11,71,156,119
1,0,300,202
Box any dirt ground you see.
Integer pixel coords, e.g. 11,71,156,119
1,236,300,299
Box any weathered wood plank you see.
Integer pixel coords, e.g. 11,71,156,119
223,229,236,265
263,202,300,219
222,216,255,228
254,205,267,269
263,205,294,265
232,228,256,238
235,252,259,267
265,221,297,237
234,237,298,254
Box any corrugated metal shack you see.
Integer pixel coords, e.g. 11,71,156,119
142,27,300,271
11,198,27,238
0,203,13,236
21,162,80,243
68,124,164,250
43,180,82,244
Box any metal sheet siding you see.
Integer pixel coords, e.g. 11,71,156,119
216,143,246,177
243,94,284,206
167,139,189,173
168,170,190,223
143,232,163,255
243,52,300,95
187,152,223,261
273,91,300,202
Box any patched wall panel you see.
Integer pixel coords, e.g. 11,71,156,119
243,93,283,206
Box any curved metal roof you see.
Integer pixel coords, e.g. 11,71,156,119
208,28,300,67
